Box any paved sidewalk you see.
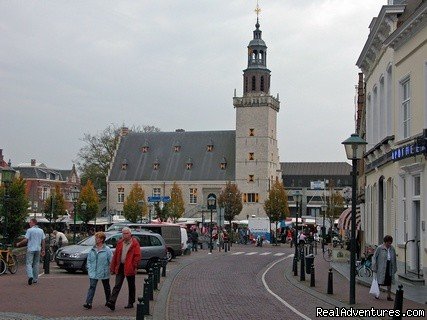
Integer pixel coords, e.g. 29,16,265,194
283,245,426,319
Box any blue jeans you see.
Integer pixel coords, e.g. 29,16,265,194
86,278,111,305
26,251,40,282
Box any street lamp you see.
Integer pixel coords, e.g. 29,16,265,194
207,195,216,254
342,133,367,305
148,203,153,223
137,199,144,223
321,203,327,252
292,190,302,275
1,168,14,244
81,202,87,235
71,188,80,244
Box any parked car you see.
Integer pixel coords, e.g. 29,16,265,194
107,222,182,261
55,231,167,273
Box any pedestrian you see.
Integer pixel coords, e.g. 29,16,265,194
52,230,68,251
372,235,397,301
106,227,141,310
191,229,199,251
16,218,46,285
83,231,112,309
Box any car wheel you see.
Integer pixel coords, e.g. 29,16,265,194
166,249,174,262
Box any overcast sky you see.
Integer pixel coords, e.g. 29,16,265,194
0,0,384,169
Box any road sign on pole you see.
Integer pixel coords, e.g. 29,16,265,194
148,196,171,203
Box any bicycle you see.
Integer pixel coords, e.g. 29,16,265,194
356,255,373,277
0,244,18,275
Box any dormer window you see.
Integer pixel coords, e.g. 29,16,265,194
174,140,181,152
186,157,193,170
249,152,254,160
121,159,128,170
153,158,159,170
207,139,214,152
220,157,227,170
249,175,254,182
141,140,149,153
249,128,255,136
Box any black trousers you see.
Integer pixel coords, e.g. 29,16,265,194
109,263,136,306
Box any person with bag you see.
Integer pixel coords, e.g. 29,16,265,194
371,235,397,301
83,231,112,309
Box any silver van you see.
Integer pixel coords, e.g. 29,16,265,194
107,223,182,261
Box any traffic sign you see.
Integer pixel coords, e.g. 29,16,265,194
148,196,171,203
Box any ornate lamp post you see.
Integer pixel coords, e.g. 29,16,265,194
342,133,367,305
292,190,302,275
321,203,327,252
207,195,216,254
1,168,14,244
71,188,80,244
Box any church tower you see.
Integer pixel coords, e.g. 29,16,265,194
233,5,281,219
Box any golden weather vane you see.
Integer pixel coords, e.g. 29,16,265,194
255,0,261,18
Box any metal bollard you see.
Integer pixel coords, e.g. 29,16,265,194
327,268,333,294
148,269,154,300
162,262,166,277
43,252,50,274
310,264,315,287
156,263,161,283
153,265,159,290
300,248,305,281
136,296,145,320
143,285,150,315
392,285,404,320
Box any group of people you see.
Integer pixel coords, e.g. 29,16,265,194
17,218,142,310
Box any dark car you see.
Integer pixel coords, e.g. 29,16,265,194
55,231,167,273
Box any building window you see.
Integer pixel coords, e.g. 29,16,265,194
117,187,125,203
174,145,181,152
41,187,50,200
248,175,254,182
249,128,255,136
186,157,193,170
251,76,256,91
189,188,197,204
249,152,254,160
243,193,258,203
414,176,420,196
401,78,411,138
153,188,161,197
207,145,213,152
121,159,128,170
220,157,227,170
260,76,264,92
141,146,149,153
153,162,159,170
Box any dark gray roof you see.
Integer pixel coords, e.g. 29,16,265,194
15,166,68,181
281,162,352,176
109,130,236,182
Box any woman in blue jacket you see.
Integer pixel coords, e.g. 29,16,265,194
83,231,112,309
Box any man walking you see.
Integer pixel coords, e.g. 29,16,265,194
17,218,46,285
106,227,141,310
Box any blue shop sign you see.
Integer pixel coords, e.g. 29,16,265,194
392,142,426,161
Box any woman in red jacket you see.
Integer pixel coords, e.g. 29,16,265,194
106,227,141,310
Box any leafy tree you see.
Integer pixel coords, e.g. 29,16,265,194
77,180,99,226
154,202,169,222
326,188,345,236
43,185,66,222
76,123,161,193
264,181,289,244
218,182,243,234
123,183,146,223
168,182,185,222
0,177,29,243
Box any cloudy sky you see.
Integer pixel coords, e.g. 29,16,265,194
0,0,384,169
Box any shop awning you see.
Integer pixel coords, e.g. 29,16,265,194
337,207,361,230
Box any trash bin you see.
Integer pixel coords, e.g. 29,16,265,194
305,254,315,274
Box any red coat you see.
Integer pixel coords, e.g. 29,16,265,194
110,237,141,276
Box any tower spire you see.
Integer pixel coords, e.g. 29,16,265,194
255,0,261,27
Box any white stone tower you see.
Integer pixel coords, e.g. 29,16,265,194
233,8,281,219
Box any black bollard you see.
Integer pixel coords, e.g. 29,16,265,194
153,265,159,291
43,251,50,274
143,285,150,315
392,285,404,320
156,263,161,284
310,264,315,287
162,262,166,277
225,240,228,252
300,248,305,281
293,254,298,276
148,269,154,300
327,268,333,294
136,296,145,320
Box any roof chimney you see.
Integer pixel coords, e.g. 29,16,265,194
31,159,36,166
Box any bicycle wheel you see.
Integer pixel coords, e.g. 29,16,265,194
364,267,373,278
323,249,332,262
8,255,18,274
0,258,7,275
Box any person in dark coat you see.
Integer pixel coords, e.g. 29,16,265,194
191,229,199,252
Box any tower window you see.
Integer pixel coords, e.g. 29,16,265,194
251,76,256,91
248,175,254,182
260,76,264,92
249,153,254,160
245,77,248,93
249,129,255,136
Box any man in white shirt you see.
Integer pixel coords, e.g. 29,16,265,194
52,230,68,248
17,218,46,285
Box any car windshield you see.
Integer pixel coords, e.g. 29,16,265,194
78,235,96,246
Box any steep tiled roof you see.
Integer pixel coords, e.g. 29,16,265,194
109,130,236,182
281,162,352,176
14,166,67,181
